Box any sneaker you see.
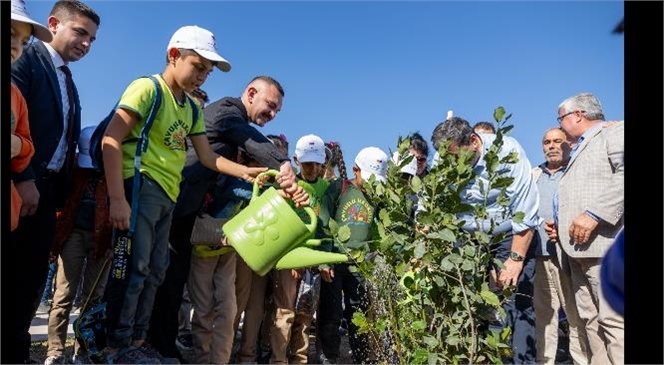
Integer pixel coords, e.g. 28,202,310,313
43,356,66,365
37,301,51,314
110,347,161,364
175,334,193,350
138,342,180,364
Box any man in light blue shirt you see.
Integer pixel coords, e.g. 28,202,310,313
431,117,540,363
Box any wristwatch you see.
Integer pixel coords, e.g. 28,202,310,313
509,251,525,262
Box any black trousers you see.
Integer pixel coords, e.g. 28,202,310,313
3,178,58,363
317,263,371,364
148,212,196,358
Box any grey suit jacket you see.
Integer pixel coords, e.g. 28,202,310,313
557,122,624,258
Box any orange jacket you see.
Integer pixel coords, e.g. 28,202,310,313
11,83,35,231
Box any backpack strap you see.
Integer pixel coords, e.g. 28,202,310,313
128,76,162,235
185,94,200,129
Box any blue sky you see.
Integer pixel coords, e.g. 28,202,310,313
27,1,624,170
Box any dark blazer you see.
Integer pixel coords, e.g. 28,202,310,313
11,41,82,186
174,97,290,217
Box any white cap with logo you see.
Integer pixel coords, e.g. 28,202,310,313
11,0,53,42
295,134,326,164
392,151,418,177
355,147,388,183
167,25,231,72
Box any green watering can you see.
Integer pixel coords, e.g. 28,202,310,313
222,170,348,276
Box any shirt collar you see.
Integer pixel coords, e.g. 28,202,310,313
42,41,66,69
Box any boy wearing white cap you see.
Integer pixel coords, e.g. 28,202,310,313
316,146,388,364
100,25,267,364
45,126,113,364
270,134,330,364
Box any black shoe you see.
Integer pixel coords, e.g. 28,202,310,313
176,334,193,350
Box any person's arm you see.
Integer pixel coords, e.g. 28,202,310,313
102,108,138,231
498,139,540,288
497,227,534,289
212,113,290,170
208,110,304,203
189,134,266,182
11,46,36,183
10,88,34,171
569,123,624,244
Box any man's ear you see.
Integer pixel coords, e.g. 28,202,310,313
246,86,257,102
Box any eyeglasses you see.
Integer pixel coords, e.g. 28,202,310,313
416,156,427,163
557,110,584,124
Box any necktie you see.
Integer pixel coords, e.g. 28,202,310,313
60,65,76,174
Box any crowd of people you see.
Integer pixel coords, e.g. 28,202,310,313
10,1,624,364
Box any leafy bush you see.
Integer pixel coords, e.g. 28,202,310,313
328,107,522,364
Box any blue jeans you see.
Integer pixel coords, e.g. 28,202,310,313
105,176,175,349
40,262,57,303
489,234,537,364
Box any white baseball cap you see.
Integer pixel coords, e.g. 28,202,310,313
167,25,231,72
355,147,388,183
392,151,418,177
11,0,53,43
77,125,96,169
295,134,326,164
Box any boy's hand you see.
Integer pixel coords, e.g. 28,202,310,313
241,166,268,183
109,197,132,231
16,180,39,216
320,267,335,282
275,186,310,207
11,134,22,158
289,185,310,207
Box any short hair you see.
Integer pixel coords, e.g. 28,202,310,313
248,76,285,97
50,0,100,27
557,92,605,121
431,116,474,151
473,121,496,134
408,132,429,157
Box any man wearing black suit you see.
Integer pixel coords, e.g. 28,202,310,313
8,1,100,363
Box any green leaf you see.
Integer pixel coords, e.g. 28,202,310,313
513,211,525,224
493,106,506,123
414,242,426,259
480,289,501,306
422,335,438,348
337,225,351,243
412,320,427,330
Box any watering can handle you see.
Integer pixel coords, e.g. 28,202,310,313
252,170,280,198
252,169,318,235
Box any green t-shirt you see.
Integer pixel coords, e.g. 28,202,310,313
318,179,376,253
118,74,206,202
293,176,330,224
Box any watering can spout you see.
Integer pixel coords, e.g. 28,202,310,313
275,246,349,270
